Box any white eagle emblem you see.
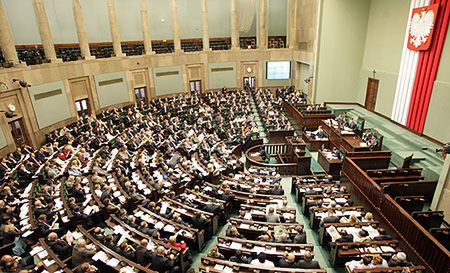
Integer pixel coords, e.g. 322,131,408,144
409,10,435,48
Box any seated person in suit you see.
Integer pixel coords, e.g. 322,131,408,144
277,253,299,268
354,229,371,242
208,247,225,259
226,226,244,239
151,246,179,273
230,250,251,264
335,229,354,243
371,255,388,268
345,256,373,271
293,226,307,244
330,147,341,159
298,251,320,269
362,130,372,142
75,262,98,273
136,239,152,266
373,228,393,241
265,207,280,223
388,252,412,267
312,126,325,139
250,252,275,268
46,232,71,259
72,239,97,267
269,184,284,195
320,210,340,226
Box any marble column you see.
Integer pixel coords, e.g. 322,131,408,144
0,0,19,65
171,0,181,52
258,0,268,49
72,0,93,59
288,0,298,49
230,0,239,49
32,0,59,62
140,0,154,54
201,0,210,51
107,0,124,57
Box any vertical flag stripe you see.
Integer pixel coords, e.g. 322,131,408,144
391,0,428,125
407,0,450,133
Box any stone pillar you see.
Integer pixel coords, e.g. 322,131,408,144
107,0,124,57
171,0,181,53
288,0,298,49
0,0,19,65
201,0,210,51
32,0,59,62
72,0,94,59
230,0,239,49
258,0,268,49
140,0,154,54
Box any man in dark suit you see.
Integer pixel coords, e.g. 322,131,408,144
335,229,354,243
320,210,340,226
136,239,152,265
151,246,179,273
277,253,299,268
46,232,71,259
298,251,320,269
372,228,393,241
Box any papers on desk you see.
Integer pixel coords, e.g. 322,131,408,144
327,226,341,241
154,221,165,230
366,246,382,254
335,198,347,204
160,202,170,215
30,246,44,256
214,264,225,271
229,242,242,250
106,258,120,267
253,246,266,254
239,223,251,229
163,225,176,233
119,266,135,273
92,251,109,262
22,230,34,238
359,142,368,147
43,259,55,267
380,246,396,252
37,250,48,259
118,196,126,203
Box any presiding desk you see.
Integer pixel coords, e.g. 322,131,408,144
321,120,370,152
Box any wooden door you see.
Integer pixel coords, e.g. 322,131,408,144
9,119,29,147
365,78,379,111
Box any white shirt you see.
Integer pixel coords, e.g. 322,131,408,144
251,259,275,268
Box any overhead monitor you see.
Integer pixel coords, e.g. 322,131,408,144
266,61,291,80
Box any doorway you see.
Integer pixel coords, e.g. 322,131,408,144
189,80,202,95
9,119,29,147
365,78,379,111
134,87,147,104
75,98,90,118
243,76,255,91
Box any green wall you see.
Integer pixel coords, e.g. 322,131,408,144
153,66,184,96
357,0,410,116
268,0,287,36
208,62,237,89
28,81,72,129
95,72,130,108
315,0,370,103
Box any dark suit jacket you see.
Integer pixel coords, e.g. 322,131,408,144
136,245,152,265
298,260,320,269
151,253,174,272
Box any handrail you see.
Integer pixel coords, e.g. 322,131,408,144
342,157,450,273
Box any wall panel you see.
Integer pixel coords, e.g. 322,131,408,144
153,66,183,96
94,72,129,108
208,62,237,89
28,81,72,129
